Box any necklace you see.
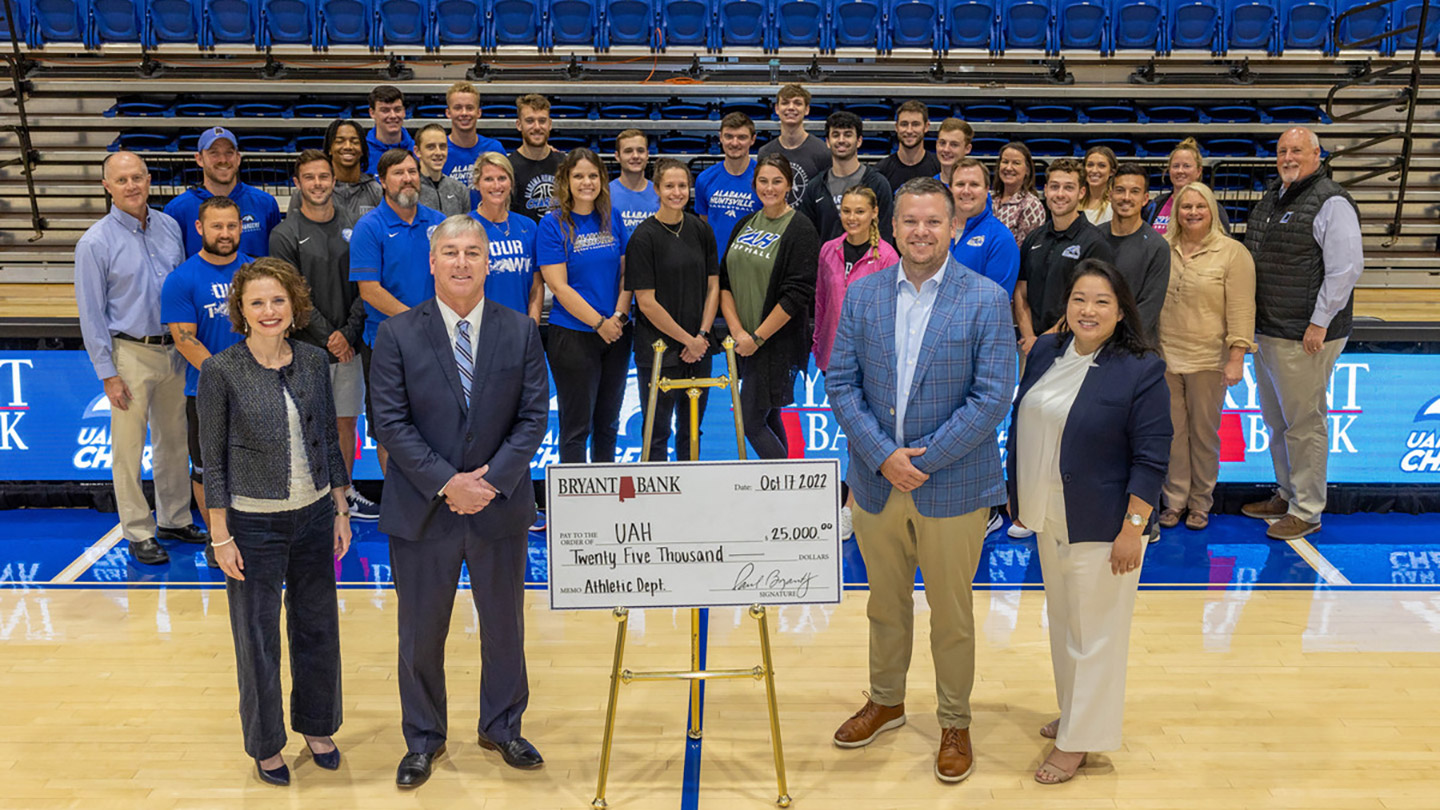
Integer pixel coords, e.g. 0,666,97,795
482,208,512,236
658,215,684,238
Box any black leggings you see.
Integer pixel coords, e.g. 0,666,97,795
739,368,789,460
546,324,632,464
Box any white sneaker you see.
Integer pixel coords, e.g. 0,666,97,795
1006,523,1034,539
986,511,1003,536
346,487,380,521
839,505,854,540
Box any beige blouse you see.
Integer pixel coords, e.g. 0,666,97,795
1157,234,1257,375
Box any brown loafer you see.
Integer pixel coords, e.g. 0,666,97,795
1184,510,1209,530
935,727,975,783
1266,514,1320,541
833,695,905,748
1242,494,1289,520
1157,508,1183,529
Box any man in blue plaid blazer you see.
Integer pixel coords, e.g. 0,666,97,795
825,178,1016,784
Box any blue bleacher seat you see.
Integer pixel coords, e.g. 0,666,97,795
1081,104,1136,122
1281,0,1332,51
1058,0,1109,53
551,0,598,47
608,0,658,46
834,0,885,49
92,0,145,44
925,102,954,119
549,101,591,117
174,98,230,115
718,0,768,47
970,134,1010,155
1083,136,1136,156
1226,0,1277,52
657,132,709,152
1112,0,1163,50
1141,135,1183,155
29,0,87,46
1145,103,1199,122
377,0,433,47
660,0,711,48
962,101,1013,121
1002,0,1052,51
1028,137,1073,156
1171,0,1221,52
1396,0,1440,51
859,137,891,155
1020,103,1077,122
777,0,829,50
492,0,545,46
293,99,350,116
1335,0,1391,52
317,0,373,47
203,0,258,47
295,131,326,150
414,101,446,117
1205,103,1262,122
114,131,177,151
1205,136,1260,156
148,0,201,45
1267,103,1325,123
890,0,940,50
721,98,770,118
806,101,833,119
107,99,171,115
846,101,894,119
494,133,522,150
1210,168,1258,190
548,133,593,150
599,101,651,118
260,0,315,45
945,0,996,50
1,0,28,43
435,0,481,44
238,133,294,151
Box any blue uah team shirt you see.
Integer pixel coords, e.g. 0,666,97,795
535,207,628,332
444,134,508,209
948,195,1021,296
470,211,539,316
694,160,761,257
162,183,281,259
608,178,660,241
160,252,251,396
348,202,449,346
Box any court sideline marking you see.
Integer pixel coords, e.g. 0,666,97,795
49,523,123,584
1287,537,1352,586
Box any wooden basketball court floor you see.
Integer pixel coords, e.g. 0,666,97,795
2,509,1439,810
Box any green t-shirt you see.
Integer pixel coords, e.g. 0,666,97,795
726,209,795,332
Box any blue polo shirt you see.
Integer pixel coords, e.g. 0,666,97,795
535,207,628,332
949,195,1021,296
160,251,251,396
162,183,281,259
366,127,416,175
609,178,660,241
694,159,761,257
445,133,508,209
349,201,447,345
470,211,539,317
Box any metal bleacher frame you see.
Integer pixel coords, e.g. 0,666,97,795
1,0,1438,305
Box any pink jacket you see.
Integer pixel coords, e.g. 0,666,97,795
812,234,901,371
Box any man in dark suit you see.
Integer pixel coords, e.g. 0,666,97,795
370,214,550,788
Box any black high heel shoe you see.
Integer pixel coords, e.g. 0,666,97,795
306,737,341,771
255,758,291,786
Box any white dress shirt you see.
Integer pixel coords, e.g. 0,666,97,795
893,259,946,445
1015,339,1098,534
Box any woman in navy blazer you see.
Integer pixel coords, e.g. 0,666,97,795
1006,259,1171,785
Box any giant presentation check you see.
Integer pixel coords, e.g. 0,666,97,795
546,459,843,610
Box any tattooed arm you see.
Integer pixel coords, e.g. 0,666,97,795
169,323,211,371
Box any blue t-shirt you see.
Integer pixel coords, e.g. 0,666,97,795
535,207,628,332
366,127,416,175
160,252,250,396
444,133,508,209
948,196,1021,296
609,178,660,242
348,202,448,345
694,160,761,257
470,211,539,317
162,183,281,259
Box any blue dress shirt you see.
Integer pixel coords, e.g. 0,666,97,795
73,205,186,379
894,259,946,445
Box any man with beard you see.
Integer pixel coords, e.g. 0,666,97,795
1241,127,1363,542
508,94,565,221
875,100,941,191
795,111,894,245
1106,164,1171,340
366,85,415,175
270,149,376,521
350,149,449,476
162,196,253,566
757,83,830,206
164,127,280,258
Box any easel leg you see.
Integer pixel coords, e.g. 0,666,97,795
593,607,630,810
751,605,791,807
688,607,703,739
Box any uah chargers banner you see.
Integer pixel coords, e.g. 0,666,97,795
1,351,1438,484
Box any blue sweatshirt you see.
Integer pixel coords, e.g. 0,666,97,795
949,194,1021,296
162,182,281,259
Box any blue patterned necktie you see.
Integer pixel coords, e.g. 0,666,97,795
456,320,473,408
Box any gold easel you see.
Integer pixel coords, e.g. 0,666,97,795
591,337,791,809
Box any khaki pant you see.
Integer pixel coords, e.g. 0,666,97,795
110,340,191,541
1254,335,1346,524
1163,370,1226,513
852,490,986,729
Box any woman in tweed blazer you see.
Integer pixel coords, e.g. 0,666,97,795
197,257,351,786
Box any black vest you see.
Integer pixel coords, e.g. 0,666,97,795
1245,171,1358,341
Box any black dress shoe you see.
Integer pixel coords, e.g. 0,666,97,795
477,730,544,769
128,538,170,566
157,523,210,544
255,758,290,786
306,738,341,770
396,745,444,788
205,542,220,569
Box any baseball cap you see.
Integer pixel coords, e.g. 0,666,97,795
197,127,238,152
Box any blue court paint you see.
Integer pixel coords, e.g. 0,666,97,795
0,509,123,584
679,607,709,810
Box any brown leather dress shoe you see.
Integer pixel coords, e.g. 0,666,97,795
1157,508,1183,529
935,727,975,783
1266,514,1320,541
1242,494,1289,519
833,696,905,748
